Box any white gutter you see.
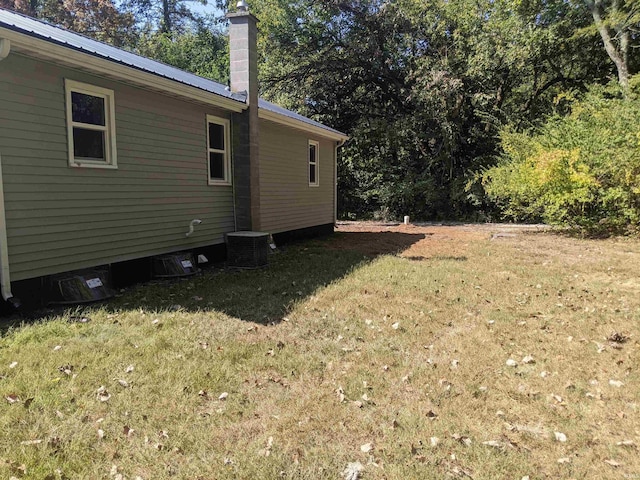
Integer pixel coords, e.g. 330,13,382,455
334,138,347,224
0,153,18,307
0,37,10,60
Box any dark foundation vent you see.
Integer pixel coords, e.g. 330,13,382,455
48,268,115,305
152,252,198,278
226,231,269,269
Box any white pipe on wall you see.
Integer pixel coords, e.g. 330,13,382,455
0,153,17,305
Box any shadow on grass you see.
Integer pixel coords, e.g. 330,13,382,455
1,231,426,327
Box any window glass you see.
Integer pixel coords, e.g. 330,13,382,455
209,152,225,180
72,92,105,126
73,128,105,160
209,123,225,150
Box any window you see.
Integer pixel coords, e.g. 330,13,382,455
308,140,319,186
206,115,231,185
65,80,117,169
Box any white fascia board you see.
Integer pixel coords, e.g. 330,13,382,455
0,27,246,113
259,108,349,143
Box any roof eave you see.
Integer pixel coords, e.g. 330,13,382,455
0,25,247,113
258,108,349,143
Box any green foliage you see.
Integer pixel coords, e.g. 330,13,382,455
135,27,229,83
482,82,640,234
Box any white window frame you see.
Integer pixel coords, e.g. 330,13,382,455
65,79,117,169
206,114,231,186
308,139,319,187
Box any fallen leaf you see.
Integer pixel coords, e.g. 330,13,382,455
23,398,34,409
482,440,503,449
607,332,628,343
20,439,42,445
452,433,472,446
604,459,621,468
341,462,364,480
96,386,111,402
360,442,373,453
616,440,635,447
554,432,567,443
522,355,535,364
6,394,19,404
557,457,571,464
123,425,134,437
609,379,624,388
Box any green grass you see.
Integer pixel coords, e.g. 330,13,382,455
1,225,639,479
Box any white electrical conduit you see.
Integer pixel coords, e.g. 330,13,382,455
0,153,17,306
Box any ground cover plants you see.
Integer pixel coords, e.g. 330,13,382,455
1,222,639,479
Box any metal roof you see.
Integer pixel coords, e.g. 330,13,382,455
0,8,347,138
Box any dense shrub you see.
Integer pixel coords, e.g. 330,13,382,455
481,81,640,235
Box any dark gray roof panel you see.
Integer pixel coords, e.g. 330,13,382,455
0,8,237,100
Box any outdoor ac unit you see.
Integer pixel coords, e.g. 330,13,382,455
48,267,115,305
226,231,269,268
152,252,198,278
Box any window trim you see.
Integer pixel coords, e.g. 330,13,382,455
308,139,319,187
65,79,117,169
206,114,231,186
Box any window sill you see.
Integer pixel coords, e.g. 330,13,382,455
69,161,118,170
208,180,232,186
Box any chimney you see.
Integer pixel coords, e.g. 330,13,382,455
226,2,261,231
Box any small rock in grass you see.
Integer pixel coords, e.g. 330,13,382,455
604,459,621,468
616,440,634,447
9,361,17,369
430,437,439,447
391,322,400,330
506,359,518,367
218,392,229,401
609,379,624,388
360,442,373,453
557,457,571,464
522,355,535,364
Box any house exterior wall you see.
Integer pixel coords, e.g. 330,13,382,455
259,119,336,234
0,53,235,281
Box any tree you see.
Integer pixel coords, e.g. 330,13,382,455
122,0,207,35
584,0,639,91
0,0,136,46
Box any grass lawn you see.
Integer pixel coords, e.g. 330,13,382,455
1,222,639,479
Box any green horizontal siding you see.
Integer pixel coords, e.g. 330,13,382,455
259,120,336,233
0,54,235,281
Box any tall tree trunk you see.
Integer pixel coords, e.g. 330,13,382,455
587,0,630,92
161,0,172,33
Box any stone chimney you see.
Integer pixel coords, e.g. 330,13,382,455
227,1,260,231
